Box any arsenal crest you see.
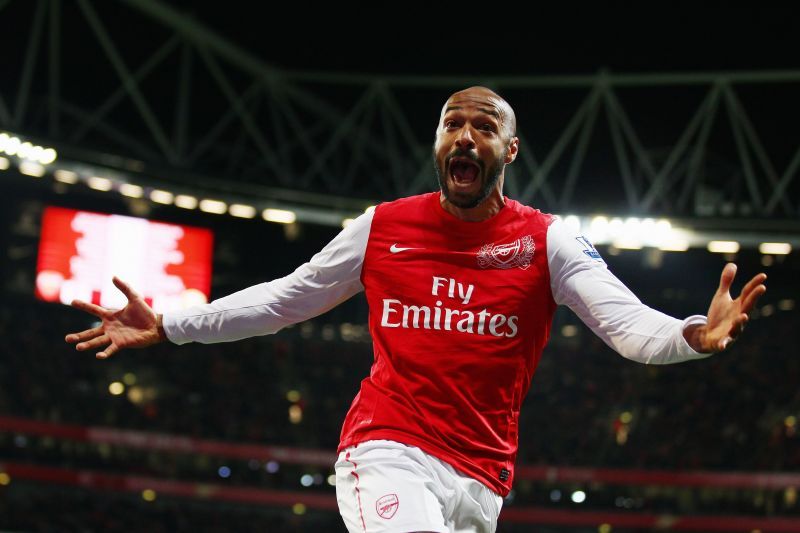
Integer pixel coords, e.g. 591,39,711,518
477,235,535,270
376,493,399,519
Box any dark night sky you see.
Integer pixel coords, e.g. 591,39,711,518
169,3,799,75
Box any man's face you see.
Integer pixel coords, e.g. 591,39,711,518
433,90,517,209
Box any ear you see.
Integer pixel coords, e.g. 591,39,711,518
505,137,519,164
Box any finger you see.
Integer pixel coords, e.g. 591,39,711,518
717,263,737,295
112,276,140,301
75,334,110,352
740,284,767,314
65,326,104,343
97,344,119,359
730,313,749,337
70,299,110,319
718,336,732,351
740,273,767,299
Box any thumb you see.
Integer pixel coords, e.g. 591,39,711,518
112,276,140,302
718,336,732,352
717,263,737,295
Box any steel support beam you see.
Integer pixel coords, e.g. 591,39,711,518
0,0,795,221
13,0,46,128
78,0,176,162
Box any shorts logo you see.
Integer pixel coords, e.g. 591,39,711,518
376,493,399,519
477,235,535,270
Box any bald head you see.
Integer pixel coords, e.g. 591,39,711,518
441,86,517,139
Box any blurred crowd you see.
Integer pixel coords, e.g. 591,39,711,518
1,248,798,531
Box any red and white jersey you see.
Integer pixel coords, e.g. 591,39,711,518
163,192,707,495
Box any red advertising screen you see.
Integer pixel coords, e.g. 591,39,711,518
36,207,213,313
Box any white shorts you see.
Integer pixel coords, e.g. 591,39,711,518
335,440,503,533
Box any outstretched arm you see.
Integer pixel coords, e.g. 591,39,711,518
547,218,766,363
65,209,373,357
162,210,371,345
65,276,166,359
683,263,766,353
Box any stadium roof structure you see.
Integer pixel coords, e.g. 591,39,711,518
1,0,798,250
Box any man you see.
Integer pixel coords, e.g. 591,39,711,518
66,87,766,533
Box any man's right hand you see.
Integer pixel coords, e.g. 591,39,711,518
65,277,165,359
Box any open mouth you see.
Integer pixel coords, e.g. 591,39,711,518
448,157,481,186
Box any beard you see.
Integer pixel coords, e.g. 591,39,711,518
433,146,505,209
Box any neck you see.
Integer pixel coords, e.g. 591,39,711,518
439,187,506,222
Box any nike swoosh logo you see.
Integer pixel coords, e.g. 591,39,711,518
390,244,424,253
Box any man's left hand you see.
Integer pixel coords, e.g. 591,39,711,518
684,263,767,353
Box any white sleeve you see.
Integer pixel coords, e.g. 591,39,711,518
162,210,373,345
547,218,709,364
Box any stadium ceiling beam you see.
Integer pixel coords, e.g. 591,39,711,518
723,84,792,214
0,94,10,126
280,70,800,88
766,146,800,215
48,0,60,136
68,35,181,145
376,84,428,196
267,85,322,182
298,85,379,191
676,86,722,212
558,85,601,210
186,81,262,166
120,0,282,84
77,0,177,164
604,87,639,209
518,84,603,206
60,102,162,161
194,44,287,185
1,0,797,218
608,87,665,202
341,91,379,193
121,0,418,174
638,84,721,212
12,0,46,129
172,41,192,162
